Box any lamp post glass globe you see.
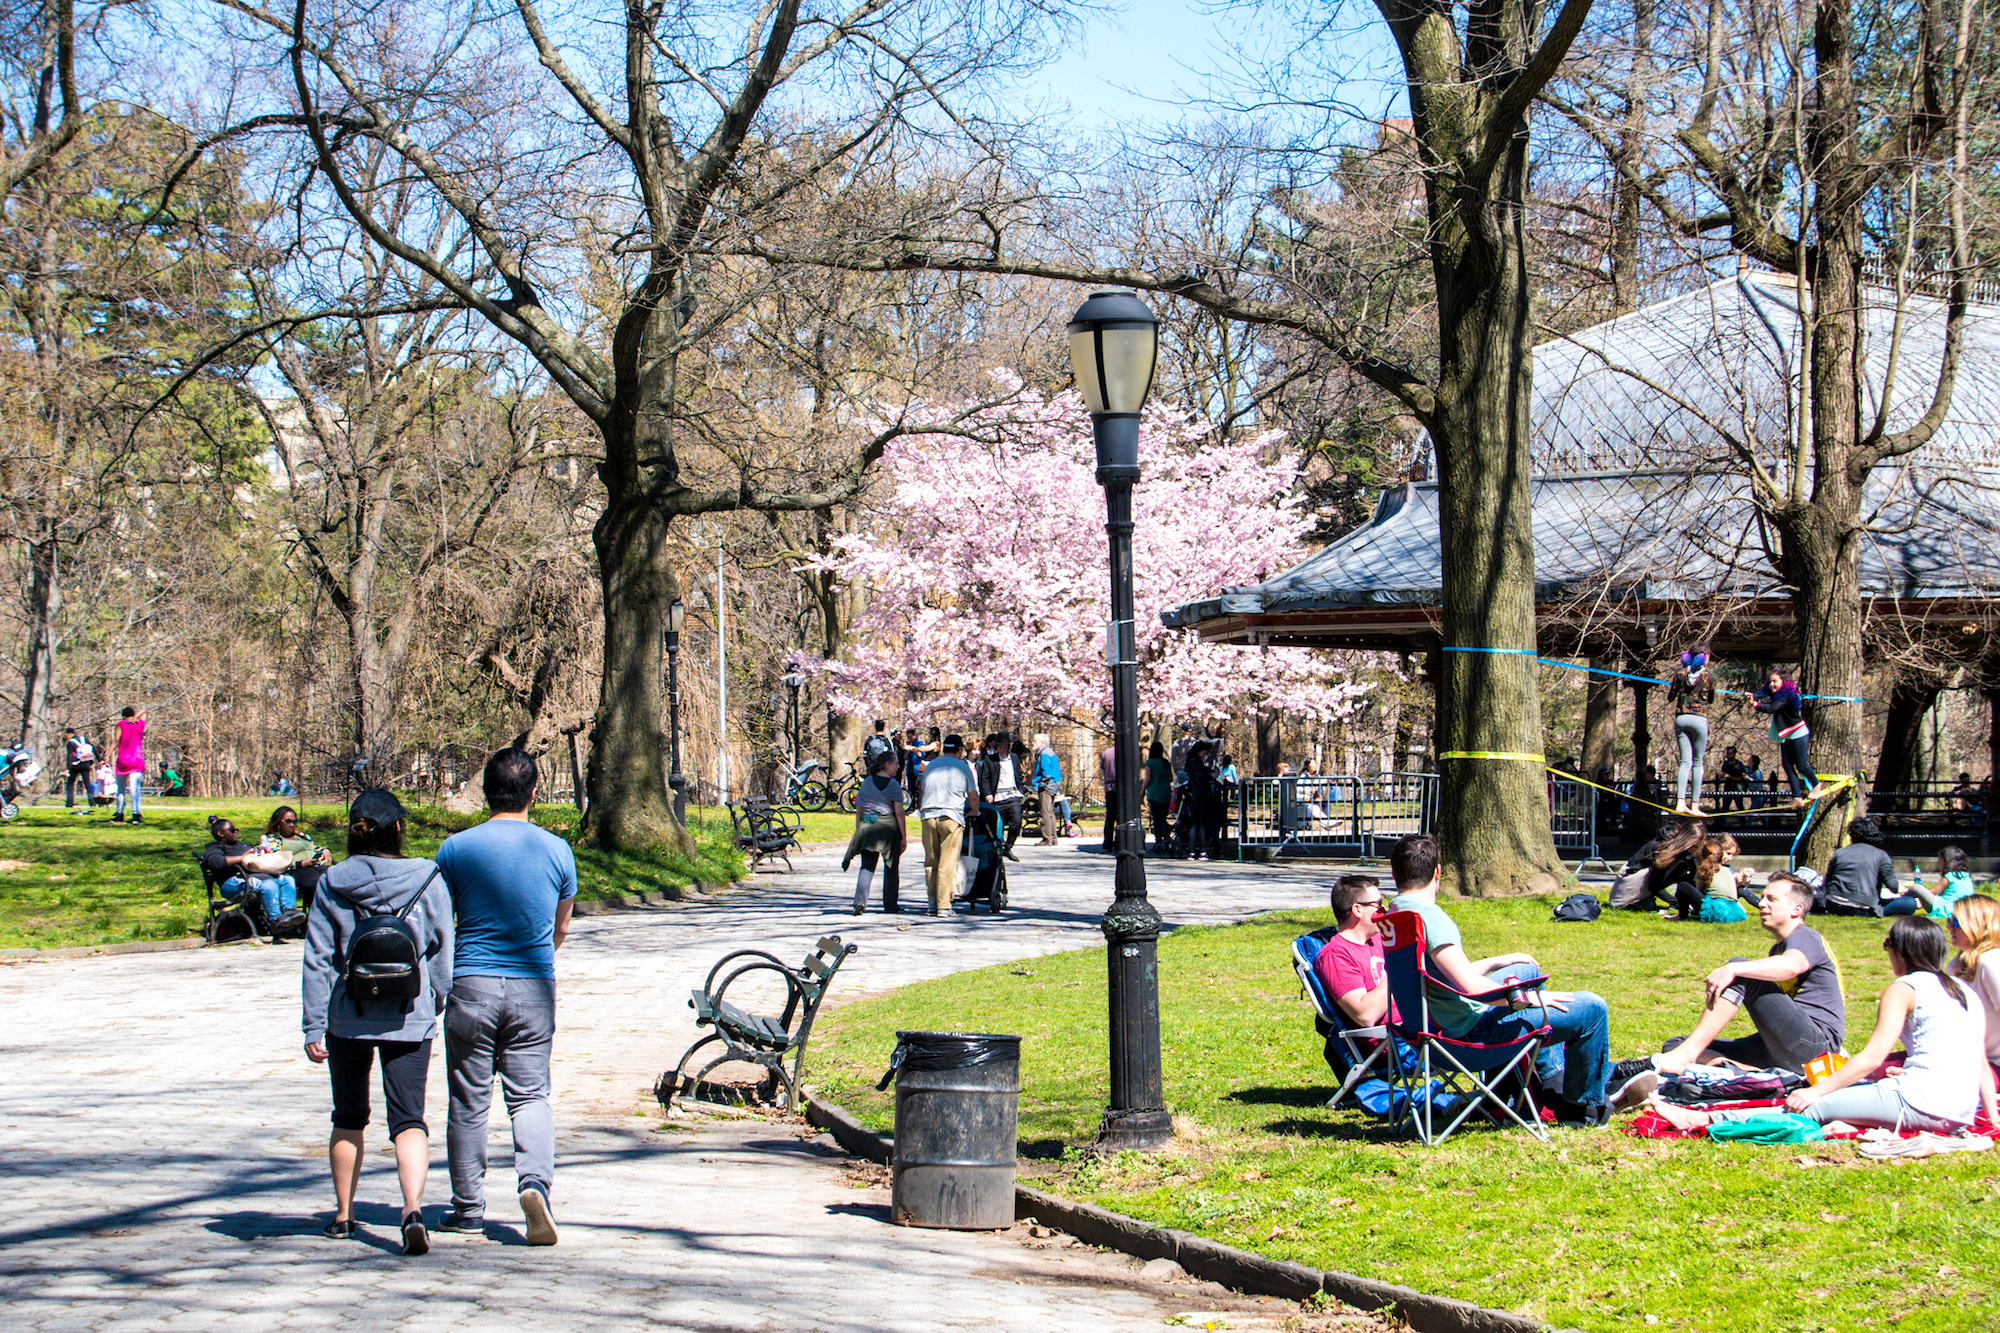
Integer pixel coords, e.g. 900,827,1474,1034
1068,289,1171,1152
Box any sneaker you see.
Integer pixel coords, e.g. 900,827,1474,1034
851,904,864,916
110,812,125,823
437,1212,485,1234
1002,849,1019,862
401,1210,429,1255
519,1186,558,1247
129,816,144,825
321,1217,356,1239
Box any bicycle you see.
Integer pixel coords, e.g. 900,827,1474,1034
830,759,866,814
773,756,830,811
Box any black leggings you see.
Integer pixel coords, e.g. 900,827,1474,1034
1779,736,1819,798
1147,799,1170,850
327,1034,432,1138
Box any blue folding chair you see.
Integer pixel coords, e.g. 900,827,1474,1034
1376,910,1553,1144
1291,929,1396,1110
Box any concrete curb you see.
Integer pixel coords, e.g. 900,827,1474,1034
572,882,739,914
804,1096,1550,1333
0,936,208,962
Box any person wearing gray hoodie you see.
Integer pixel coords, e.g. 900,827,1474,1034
301,789,453,1255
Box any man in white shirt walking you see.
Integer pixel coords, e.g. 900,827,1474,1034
917,735,978,915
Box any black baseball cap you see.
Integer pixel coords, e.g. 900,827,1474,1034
349,788,407,828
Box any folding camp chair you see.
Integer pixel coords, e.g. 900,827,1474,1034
1376,909,1553,1144
1290,928,1395,1110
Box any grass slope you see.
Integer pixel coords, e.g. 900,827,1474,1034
809,898,2000,1333
0,798,744,949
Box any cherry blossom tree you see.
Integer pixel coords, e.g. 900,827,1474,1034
816,381,1368,732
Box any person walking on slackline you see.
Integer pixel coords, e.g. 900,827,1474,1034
1668,642,1717,817
1752,667,1825,808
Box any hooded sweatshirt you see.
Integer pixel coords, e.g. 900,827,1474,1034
301,855,453,1045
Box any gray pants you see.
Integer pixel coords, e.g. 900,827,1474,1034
1713,1081,1958,1133
1674,714,1708,804
446,975,557,1218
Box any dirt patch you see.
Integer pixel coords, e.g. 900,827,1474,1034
0,859,31,873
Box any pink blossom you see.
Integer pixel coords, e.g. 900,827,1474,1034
812,383,1370,730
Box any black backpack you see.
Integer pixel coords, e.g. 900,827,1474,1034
1553,892,1602,923
337,868,442,1012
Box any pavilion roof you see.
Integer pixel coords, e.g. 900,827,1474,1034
1163,272,2000,647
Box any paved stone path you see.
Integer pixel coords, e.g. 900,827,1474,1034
1,840,1351,1331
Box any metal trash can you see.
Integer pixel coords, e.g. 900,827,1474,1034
880,1030,1020,1229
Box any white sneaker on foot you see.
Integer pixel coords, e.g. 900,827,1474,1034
520,1187,559,1246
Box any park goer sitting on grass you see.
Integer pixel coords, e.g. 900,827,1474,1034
1386,833,1614,1126
1611,818,1704,911
1669,834,1746,923
1652,916,1997,1135
1822,818,1905,916
201,817,302,926
1947,895,2000,1083
1654,872,1846,1079
1908,846,1979,923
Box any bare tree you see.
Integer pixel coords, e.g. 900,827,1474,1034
742,0,1603,893
199,0,1058,851
1553,0,1983,862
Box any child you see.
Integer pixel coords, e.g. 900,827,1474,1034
1910,845,1979,923
1666,833,1745,922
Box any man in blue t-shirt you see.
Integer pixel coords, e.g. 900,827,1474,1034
437,747,576,1246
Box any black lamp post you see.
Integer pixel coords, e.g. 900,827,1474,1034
1068,289,1171,1151
783,661,805,766
665,599,686,825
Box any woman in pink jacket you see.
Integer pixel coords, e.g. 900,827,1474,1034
113,706,147,824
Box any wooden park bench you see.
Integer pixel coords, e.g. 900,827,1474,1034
654,934,859,1114
727,797,803,872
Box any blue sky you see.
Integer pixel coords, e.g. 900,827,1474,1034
1019,0,1401,129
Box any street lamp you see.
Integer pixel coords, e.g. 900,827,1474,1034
665,599,686,825
783,660,806,767
1067,289,1170,1151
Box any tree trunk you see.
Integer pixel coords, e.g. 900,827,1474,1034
1255,704,1282,776
1872,670,1945,811
18,532,59,762
1776,499,1868,865
1429,127,1567,896
1580,653,1620,779
578,473,691,853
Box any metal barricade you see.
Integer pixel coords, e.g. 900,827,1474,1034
1547,775,1608,870
1235,775,1365,855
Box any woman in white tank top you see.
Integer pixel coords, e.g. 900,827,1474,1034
1658,916,1997,1134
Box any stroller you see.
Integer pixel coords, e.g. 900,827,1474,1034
962,806,1009,913
0,747,42,820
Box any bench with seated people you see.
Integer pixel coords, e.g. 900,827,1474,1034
199,816,306,941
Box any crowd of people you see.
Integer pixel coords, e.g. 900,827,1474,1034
1313,833,2000,1137
1612,815,1983,925
836,719,1240,915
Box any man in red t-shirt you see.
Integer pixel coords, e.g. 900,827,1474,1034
1314,874,1398,1036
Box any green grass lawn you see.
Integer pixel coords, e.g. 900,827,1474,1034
0,797,744,950
809,898,2000,1333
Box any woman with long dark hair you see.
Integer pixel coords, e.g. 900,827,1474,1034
300,790,453,1253
1655,916,1997,1133
1752,667,1822,806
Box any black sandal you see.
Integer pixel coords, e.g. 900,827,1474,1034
401,1210,429,1255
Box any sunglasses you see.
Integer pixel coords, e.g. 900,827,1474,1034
1355,898,1385,909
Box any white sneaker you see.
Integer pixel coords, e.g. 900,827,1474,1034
520,1187,559,1246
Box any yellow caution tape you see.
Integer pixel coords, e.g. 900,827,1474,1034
1441,752,1547,763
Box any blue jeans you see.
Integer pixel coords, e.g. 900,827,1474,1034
222,873,296,920
1461,989,1612,1108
